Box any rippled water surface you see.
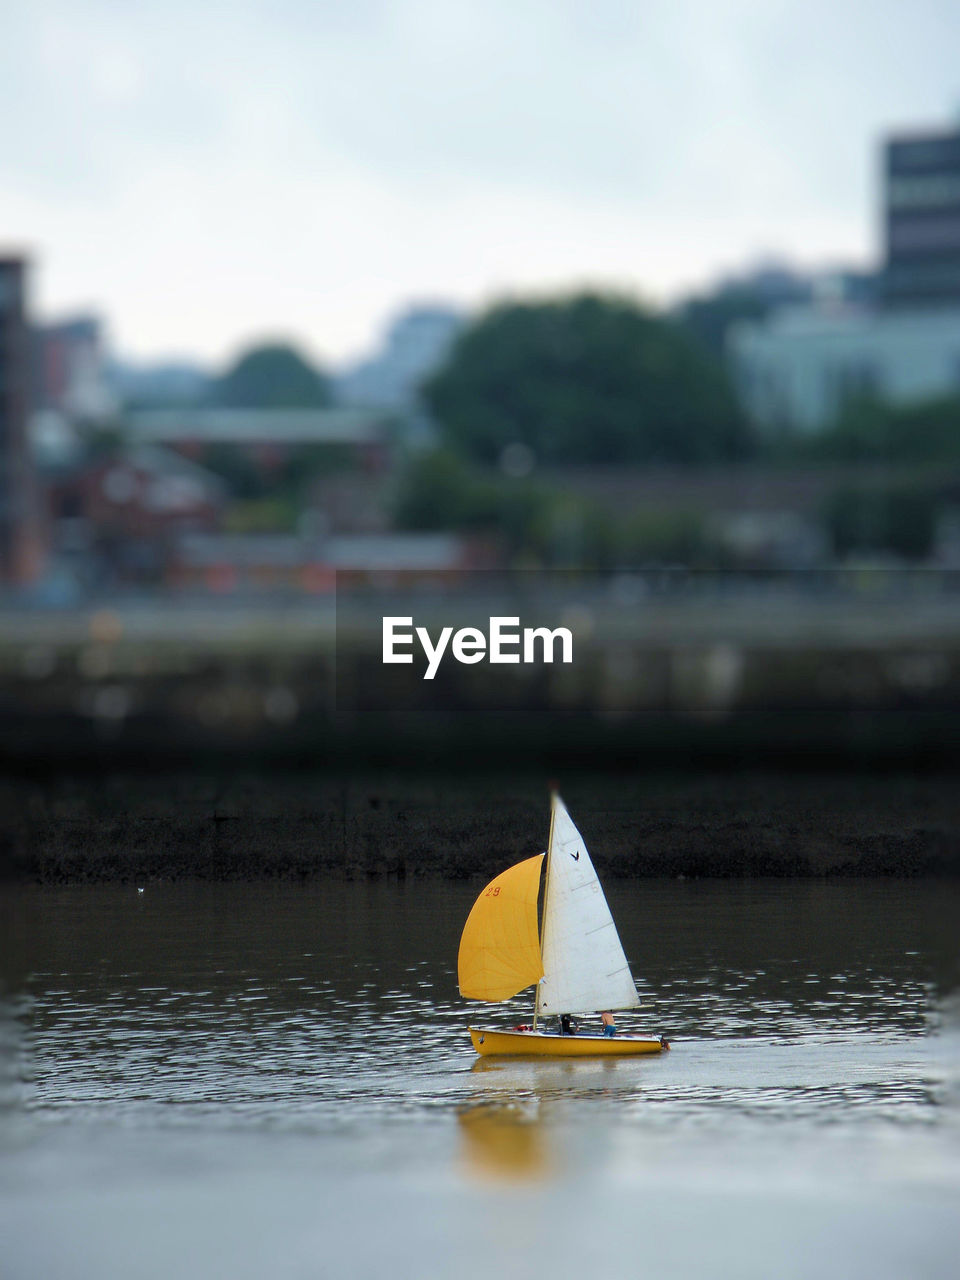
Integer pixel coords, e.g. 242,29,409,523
2,879,958,1279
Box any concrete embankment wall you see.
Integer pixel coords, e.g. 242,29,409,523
5,769,959,884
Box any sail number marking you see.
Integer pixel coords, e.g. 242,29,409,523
485,886,502,897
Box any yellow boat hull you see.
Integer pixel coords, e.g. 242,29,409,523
469,1026,667,1058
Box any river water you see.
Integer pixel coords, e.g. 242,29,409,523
1,878,958,1279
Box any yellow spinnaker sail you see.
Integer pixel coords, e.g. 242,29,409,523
458,854,545,1002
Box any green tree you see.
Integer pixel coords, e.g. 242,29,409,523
393,449,712,567
823,484,940,560
675,287,770,359
393,449,549,543
200,443,269,498
213,343,331,408
423,293,752,465
804,395,960,466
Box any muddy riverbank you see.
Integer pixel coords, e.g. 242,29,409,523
4,768,959,883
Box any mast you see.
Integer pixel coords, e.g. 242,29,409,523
533,789,557,1031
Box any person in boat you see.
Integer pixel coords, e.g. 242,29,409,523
559,1014,578,1036
600,1011,617,1038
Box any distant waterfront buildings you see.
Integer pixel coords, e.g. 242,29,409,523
729,304,960,433
126,407,391,474
168,530,484,592
335,304,463,412
34,316,116,420
884,125,960,308
0,256,43,583
50,444,226,587
105,357,210,408
728,119,960,433
704,261,877,310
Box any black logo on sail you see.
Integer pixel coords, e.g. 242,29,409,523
571,851,580,861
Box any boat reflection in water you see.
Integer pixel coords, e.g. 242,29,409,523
457,1100,554,1182
459,1051,660,1182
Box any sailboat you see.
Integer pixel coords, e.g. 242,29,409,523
458,792,668,1057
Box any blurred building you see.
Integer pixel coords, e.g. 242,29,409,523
676,260,879,359
169,530,487,591
309,471,395,534
105,357,210,408
335,304,463,412
34,315,117,420
0,255,44,584
127,407,390,470
884,126,960,308
50,444,226,586
708,261,877,309
728,119,960,434
542,464,840,566
729,304,960,432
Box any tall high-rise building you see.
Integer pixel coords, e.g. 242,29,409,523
0,255,41,582
884,126,960,306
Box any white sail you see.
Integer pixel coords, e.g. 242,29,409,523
537,795,641,1016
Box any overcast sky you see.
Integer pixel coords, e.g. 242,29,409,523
2,0,958,369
